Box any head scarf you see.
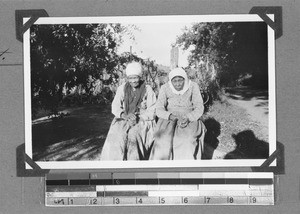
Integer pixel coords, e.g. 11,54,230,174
168,67,190,95
125,62,143,77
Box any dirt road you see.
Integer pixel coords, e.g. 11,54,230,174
225,87,268,137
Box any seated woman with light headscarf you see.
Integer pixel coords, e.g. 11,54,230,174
150,67,206,160
100,62,157,161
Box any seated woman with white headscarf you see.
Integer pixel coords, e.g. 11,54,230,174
150,67,206,160
100,62,157,161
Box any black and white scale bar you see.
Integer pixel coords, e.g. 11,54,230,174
46,183,274,205
45,173,274,206
46,178,273,186
46,196,274,206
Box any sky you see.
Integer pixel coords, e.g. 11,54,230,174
117,22,193,67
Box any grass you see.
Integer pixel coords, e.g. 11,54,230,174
32,94,269,161
32,104,114,161
202,97,269,159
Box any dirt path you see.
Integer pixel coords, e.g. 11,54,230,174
225,88,269,137
32,88,269,161
200,87,270,159
228,97,268,129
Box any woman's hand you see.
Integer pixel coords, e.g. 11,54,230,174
127,113,137,122
140,100,147,110
121,113,134,120
169,114,179,122
178,117,189,128
122,113,137,126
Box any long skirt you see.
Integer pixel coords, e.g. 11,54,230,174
149,118,206,160
100,118,155,161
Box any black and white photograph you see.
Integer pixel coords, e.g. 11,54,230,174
24,15,276,169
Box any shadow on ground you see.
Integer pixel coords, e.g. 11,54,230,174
202,117,221,159
225,130,269,159
202,118,269,160
32,104,114,161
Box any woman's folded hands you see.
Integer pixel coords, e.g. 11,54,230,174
169,113,189,128
121,113,138,126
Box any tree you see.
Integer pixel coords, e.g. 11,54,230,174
176,22,268,92
30,23,125,116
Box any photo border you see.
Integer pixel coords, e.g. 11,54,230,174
24,14,276,169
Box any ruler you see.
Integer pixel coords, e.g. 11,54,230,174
45,172,274,206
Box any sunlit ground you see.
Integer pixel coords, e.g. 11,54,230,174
32,88,269,161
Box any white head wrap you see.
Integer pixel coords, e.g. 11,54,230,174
125,62,143,77
168,67,190,95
